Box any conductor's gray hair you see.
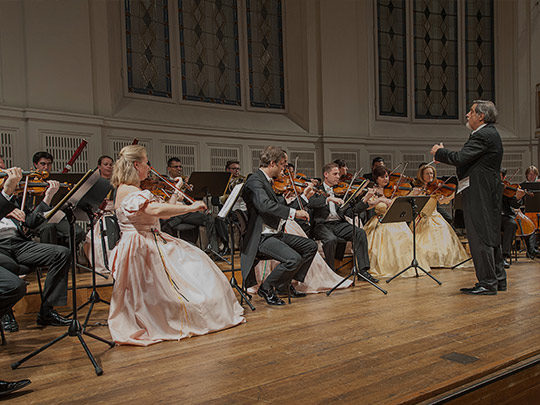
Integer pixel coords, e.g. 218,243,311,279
472,100,498,124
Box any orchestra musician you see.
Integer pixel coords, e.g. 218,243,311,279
0,169,31,396
241,146,317,306
363,157,385,182
97,155,114,179
0,167,72,327
310,162,379,283
362,165,432,278
431,100,505,295
108,145,244,346
500,169,526,267
524,165,539,183
159,157,222,254
412,164,469,268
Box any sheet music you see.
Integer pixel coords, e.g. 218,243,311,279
457,176,470,194
218,184,244,219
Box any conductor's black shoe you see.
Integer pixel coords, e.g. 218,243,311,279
257,286,285,306
37,309,71,326
497,282,507,291
1,310,18,332
460,285,497,295
359,270,379,283
0,379,31,397
277,285,307,298
503,259,511,268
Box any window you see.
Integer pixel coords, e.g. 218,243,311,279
376,0,494,120
124,0,285,109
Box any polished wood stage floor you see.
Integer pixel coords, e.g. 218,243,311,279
2,257,539,404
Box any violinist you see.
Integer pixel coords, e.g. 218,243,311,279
310,162,379,283
32,151,86,248
0,166,72,328
333,159,349,180
160,157,222,254
500,169,537,264
524,165,539,183
241,146,317,306
362,166,432,279
412,165,469,268
363,156,385,182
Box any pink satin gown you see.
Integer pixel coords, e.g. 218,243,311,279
108,190,245,346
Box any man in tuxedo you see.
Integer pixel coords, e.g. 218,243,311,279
160,157,222,253
241,146,317,306
310,162,378,283
431,100,505,295
0,170,32,397
0,168,71,325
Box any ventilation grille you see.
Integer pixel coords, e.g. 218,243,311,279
251,147,264,172
44,133,89,172
209,146,240,172
0,130,14,168
502,153,523,174
402,153,427,178
163,143,196,176
111,139,151,161
289,150,316,178
331,151,358,172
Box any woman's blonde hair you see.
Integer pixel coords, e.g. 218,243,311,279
111,145,147,187
416,164,437,186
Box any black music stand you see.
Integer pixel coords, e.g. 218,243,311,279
188,171,232,262
383,196,442,285
218,183,255,310
11,170,115,376
327,186,388,296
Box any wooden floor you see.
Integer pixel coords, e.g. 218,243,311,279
2,257,540,404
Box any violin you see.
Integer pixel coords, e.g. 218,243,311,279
333,181,369,197
14,181,71,195
503,180,532,199
389,172,413,185
425,179,456,197
140,178,177,200
383,183,413,198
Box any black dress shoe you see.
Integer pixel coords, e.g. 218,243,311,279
257,286,285,306
0,379,31,397
359,270,379,283
277,284,307,298
1,310,18,332
503,259,511,268
460,285,497,295
498,283,507,291
37,309,71,326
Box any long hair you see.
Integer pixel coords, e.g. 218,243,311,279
416,165,437,186
111,145,147,187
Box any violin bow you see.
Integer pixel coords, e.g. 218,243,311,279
506,168,520,182
287,156,304,211
342,168,362,202
390,162,408,199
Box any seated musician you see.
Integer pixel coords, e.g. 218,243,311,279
97,155,114,180
363,157,385,182
241,146,317,306
412,164,469,267
310,162,379,283
0,167,32,396
160,157,222,253
0,167,71,328
363,165,431,278
32,151,85,247
500,169,535,264
524,165,539,183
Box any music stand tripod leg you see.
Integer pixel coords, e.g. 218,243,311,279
228,218,255,311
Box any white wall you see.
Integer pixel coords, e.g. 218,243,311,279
0,0,537,177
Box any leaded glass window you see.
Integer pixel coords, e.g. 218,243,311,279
125,0,172,97
246,0,285,109
178,0,241,105
413,0,458,119
377,0,407,117
465,0,495,105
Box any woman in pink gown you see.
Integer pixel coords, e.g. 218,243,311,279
108,145,244,346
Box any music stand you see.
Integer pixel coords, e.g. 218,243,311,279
383,196,442,285
188,171,233,262
11,169,115,376
218,183,255,310
327,185,388,296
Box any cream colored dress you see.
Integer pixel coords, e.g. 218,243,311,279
108,190,245,346
414,197,469,268
364,210,432,279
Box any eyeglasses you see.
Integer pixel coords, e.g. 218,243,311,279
169,165,182,169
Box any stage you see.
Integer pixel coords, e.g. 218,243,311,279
1,259,539,404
